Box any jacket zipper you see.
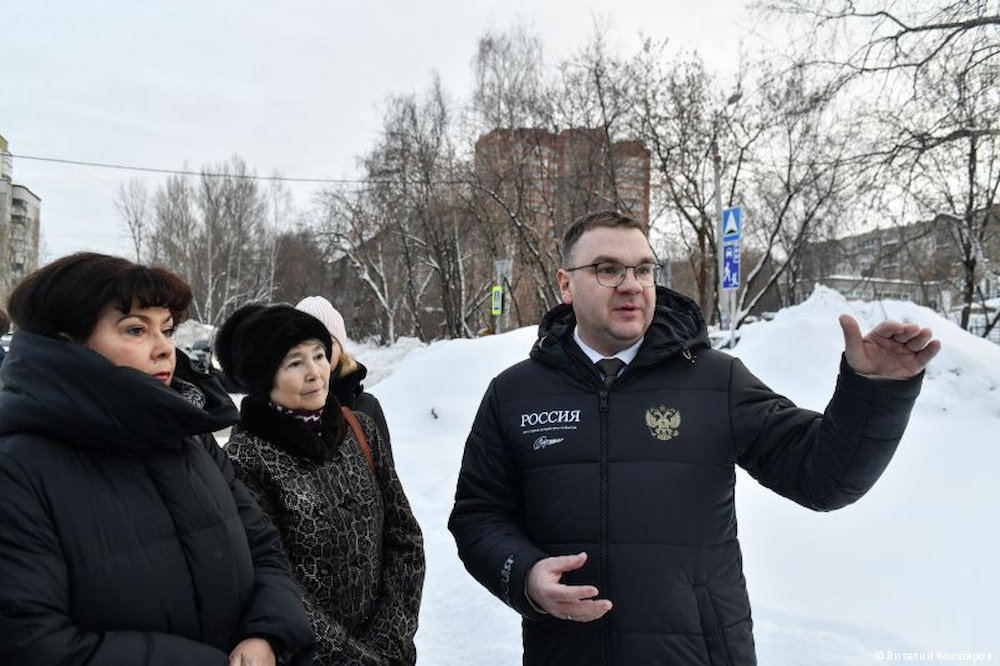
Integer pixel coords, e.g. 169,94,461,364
599,388,611,666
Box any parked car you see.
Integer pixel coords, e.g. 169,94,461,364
187,338,213,374
184,337,242,394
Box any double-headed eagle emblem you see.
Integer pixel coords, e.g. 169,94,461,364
645,405,681,441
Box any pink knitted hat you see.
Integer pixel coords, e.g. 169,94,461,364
295,296,348,351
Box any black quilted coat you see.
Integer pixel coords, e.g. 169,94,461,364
330,361,392,449
449,287,924,665
0,331,314,666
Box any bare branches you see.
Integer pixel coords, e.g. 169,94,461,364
763,1,1000,78
115,179,150,263
762,0,1000,334
141,157,278,327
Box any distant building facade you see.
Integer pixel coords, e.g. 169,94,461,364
0,135,42,304
797,213,1000,340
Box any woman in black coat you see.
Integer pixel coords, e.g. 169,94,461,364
0,253,314,666
217,304,424,666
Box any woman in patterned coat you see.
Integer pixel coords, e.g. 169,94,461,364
216,304,425,666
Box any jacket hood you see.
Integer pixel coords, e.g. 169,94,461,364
0,330,238,451
531,286,710,371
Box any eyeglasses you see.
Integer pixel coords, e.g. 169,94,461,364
564,261,661,288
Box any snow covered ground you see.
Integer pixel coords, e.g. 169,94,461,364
361,287,999,665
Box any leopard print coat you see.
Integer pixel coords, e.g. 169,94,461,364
227,396,424,666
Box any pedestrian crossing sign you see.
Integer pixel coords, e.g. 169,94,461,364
491,286,503,315
722,206,741,241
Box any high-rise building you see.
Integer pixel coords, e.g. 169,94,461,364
0,135,42,304
474,126,650,324
475,127,650,231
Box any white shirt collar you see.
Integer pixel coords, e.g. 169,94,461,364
573,327,643,366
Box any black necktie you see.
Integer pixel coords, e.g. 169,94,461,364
596,358,625,388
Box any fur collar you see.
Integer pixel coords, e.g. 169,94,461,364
239,394,347,463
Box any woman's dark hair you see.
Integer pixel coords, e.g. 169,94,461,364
7,252,193,342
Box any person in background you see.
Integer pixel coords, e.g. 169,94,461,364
217,303,424,666
0,253,314,666
0,308,9,366
296,295,391,448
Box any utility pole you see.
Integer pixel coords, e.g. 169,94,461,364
714,91,742,348
713,137,725,333
493,259,512,334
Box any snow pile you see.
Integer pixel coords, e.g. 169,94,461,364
369,286,999,665
731,286,1000,663
351,336,428,386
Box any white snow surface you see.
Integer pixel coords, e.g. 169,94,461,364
361,286,999,665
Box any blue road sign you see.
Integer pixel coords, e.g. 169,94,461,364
722,206,741,242
722,242,740,290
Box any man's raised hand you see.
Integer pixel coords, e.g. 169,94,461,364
839,314,941,380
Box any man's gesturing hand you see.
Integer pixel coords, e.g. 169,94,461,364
526,552,613,622
839,314,941,380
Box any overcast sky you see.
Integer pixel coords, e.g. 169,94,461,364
3,0,766,262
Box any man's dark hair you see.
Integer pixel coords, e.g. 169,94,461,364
561,210,647,265
7,252,192,342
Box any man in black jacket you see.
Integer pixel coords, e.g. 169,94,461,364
449,211,940,665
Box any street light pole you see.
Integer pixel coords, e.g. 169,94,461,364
714,91,742,348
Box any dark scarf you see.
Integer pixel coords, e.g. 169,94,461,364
269,403,324,437
239,394,346,463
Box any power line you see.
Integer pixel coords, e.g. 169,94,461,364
8,151,655,190
9,153,370,184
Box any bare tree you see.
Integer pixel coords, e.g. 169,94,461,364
343,77,494,340
890,51,1000,329
765,0,1000,334
470,25,564,324
762,1,1000,89
146,157,278,326
737,64,868,324
472,23,549,132
471,130,565,324
315,187,410,344
151,173,199,299
471,26,650,325
552,27,640,221
631,47,750,321
115,179,150,263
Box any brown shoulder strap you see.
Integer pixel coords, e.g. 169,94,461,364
341,406,376,476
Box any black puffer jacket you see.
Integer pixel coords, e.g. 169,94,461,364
0,331,314,666
331,361,392,450
449,287,923,666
